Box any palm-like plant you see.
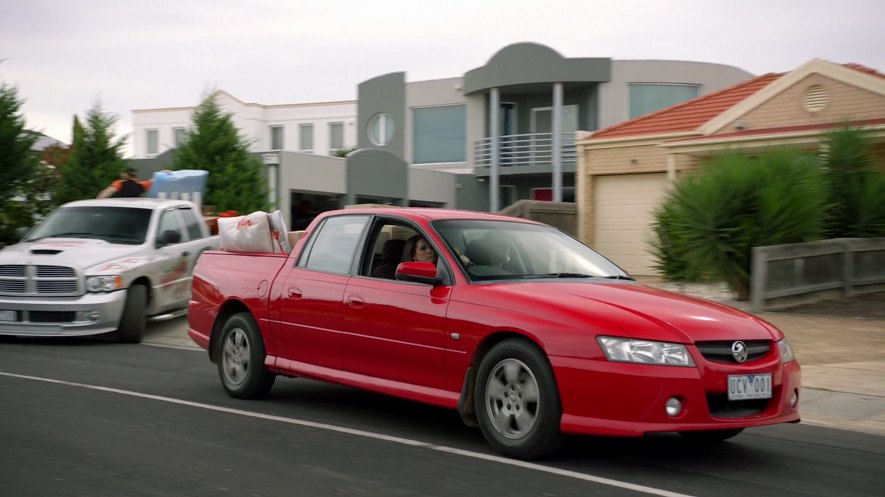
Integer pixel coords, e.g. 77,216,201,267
652,150,825,300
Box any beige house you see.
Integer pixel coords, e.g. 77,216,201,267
575,59,885,276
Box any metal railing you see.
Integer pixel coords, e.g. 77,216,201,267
474,133,577,168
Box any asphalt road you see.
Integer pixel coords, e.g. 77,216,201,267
1,330,883,497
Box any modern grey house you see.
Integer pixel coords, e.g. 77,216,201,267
354,42,752,212
131,42,753,229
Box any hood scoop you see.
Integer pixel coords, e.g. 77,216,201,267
31,249,63,255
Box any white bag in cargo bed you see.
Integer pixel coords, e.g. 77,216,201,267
218,210,291,253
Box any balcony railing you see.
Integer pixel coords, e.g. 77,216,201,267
474,133,577,169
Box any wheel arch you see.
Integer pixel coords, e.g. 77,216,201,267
208,299,252,363
458,330,550,427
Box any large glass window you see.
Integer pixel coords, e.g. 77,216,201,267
412,105,466,164
270,125,284,150
629,84,699,119
146,129,159,155
299,124,314,152
329,122,344,151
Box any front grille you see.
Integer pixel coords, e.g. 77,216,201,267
0,265,26,277
0,280,26,293
696,340,770,364
0,264,81,296
36,281,78,293
36,266,76,278
707,394,769,418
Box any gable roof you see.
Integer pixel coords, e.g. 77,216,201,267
589,73,782,140
586,60,885,142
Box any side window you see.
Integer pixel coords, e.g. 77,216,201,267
363,221,419,280
299,215,369,274
157,209,184,245
179,208,204,240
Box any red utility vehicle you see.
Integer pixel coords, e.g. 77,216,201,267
188,208,801,459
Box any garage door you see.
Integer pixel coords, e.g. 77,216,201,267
593,173,669,276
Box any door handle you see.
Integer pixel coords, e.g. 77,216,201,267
346,295,365,309
288,287,302,299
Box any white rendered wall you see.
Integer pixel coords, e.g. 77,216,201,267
131,90,356,159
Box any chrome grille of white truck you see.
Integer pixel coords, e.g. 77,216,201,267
0,264,81,296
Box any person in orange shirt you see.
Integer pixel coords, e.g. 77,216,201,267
97,167,158,198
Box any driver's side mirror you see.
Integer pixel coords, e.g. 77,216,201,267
158,229,181,245
395,262,441,285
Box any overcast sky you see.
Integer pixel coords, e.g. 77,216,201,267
2,0,883,156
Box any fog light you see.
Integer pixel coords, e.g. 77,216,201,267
790,389,799,408
75,311,101,322
665,397,683,417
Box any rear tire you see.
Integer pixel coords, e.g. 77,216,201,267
218,312,276,399
474,338,562,459
117,284,147,343
679,428,744,443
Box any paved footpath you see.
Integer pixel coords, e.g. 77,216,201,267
147,282,885,438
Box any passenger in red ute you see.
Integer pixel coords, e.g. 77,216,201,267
405,234,437,263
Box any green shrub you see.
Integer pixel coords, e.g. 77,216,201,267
651,150,825,300
822,127,885,237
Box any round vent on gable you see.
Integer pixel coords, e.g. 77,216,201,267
803,85,829,113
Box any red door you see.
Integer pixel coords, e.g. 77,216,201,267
272,266,348,370
342,277,451,389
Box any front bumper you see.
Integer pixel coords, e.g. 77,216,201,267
552,354,801,436
0,291,127,337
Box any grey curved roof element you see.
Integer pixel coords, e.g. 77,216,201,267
463,42,611,95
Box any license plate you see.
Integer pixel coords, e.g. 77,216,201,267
0,310,16,322
728,374,772,400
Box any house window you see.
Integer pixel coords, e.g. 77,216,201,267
146,129,159,155
329,122,344,151
412,104,466,164
270,125,284,150
367,113,393,146
173,127,187,147
299,124,314,152
629,84,699,119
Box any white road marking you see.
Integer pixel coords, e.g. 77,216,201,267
0,371,693,497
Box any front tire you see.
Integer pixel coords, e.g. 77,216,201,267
218,312,275,399
474,338,562,459
117,284,147,343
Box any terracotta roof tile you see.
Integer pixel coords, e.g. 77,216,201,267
842,63,885,80
587,63,883,141
589,73,782,140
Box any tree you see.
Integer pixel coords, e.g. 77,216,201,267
0,83,39,243
172,94,268,213
54,105,128,205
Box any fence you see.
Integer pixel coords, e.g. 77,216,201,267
751,238,885,311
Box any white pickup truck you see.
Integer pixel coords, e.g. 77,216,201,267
0,198,219,342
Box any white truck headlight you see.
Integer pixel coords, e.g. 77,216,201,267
777,338,796,363
598,337,695,367
86,275,123,293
